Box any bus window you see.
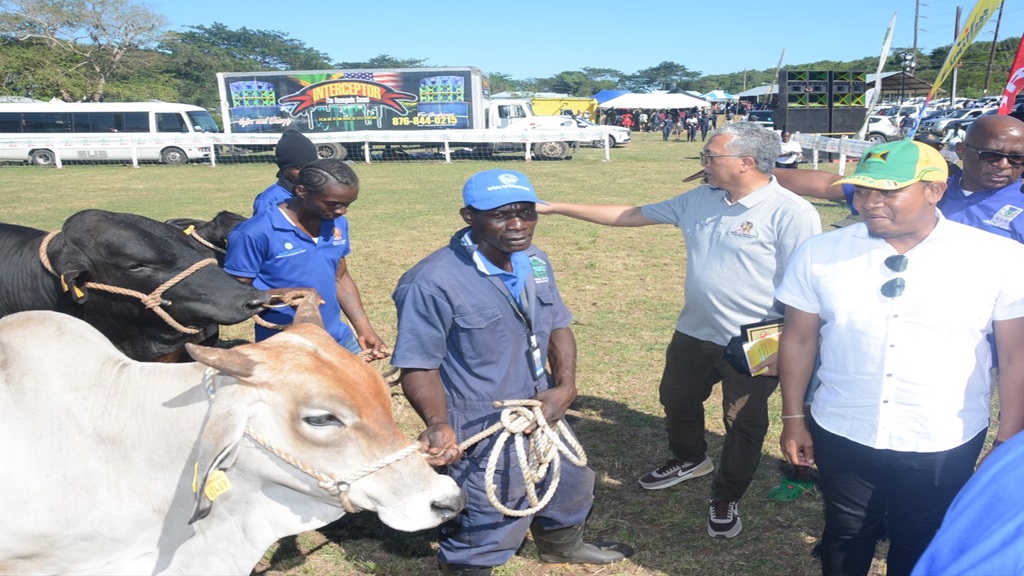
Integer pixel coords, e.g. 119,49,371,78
156,112,187,133
0,112,20,132
122,112,149,133
186,110,219,133
23,112,72,133
73,112,118,132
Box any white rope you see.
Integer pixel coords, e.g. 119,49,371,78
458,399,587,517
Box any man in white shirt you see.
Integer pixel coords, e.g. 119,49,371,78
776,139,1024,576
775,131,803,169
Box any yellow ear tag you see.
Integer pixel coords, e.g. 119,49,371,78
183,224,196,236
192,463,232,501
60,275,70,293
73,285,85,299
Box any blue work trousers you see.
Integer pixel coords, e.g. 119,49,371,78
438,423,595,568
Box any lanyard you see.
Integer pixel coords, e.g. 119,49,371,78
487,275,546,381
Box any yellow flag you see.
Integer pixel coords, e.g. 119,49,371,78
929,0,1002,100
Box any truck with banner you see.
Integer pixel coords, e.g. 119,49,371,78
216,67,594,161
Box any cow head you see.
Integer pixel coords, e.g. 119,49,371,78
45,210,269,360
165,211,247,266
184,321,464,532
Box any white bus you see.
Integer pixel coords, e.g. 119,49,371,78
0,101,219,166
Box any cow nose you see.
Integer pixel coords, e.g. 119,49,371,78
246,292,271,312
432,490,467,521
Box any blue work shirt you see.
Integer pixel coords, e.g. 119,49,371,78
392,227,572,426
223,206,354,346
251,179,293,215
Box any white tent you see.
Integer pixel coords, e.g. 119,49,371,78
701,90,737,102
599,92,708,110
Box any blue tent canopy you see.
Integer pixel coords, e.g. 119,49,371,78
593,89,631,104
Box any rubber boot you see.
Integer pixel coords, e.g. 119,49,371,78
438,563,492,576
531,524,634,565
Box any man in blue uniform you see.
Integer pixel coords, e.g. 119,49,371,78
391,169,631,576
252,129,319,214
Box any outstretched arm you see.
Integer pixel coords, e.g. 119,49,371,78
537,202,658,227
773,168,845,201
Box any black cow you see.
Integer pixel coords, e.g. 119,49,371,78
165,211,247,266
0,210,269,362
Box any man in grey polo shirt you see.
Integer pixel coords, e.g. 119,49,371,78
538,122,821,538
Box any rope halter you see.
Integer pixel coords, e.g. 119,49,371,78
200,368,420,513
38,231,217,335
181,224,226,254
457,399,587,517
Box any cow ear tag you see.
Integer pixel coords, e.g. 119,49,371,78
183,225,196,236
73,285,85,299
60,275,70,293
193,462,232,501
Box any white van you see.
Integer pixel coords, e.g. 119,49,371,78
0,101,218,166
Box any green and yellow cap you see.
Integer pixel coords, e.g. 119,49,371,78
833,139,948,190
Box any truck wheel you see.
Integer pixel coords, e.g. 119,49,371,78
30,149,56,166
532,141,569,160
316,143,347,161
161,147,187,165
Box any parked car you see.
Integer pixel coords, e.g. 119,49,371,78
572,118,632,147
920,107,995,135
944,108,1000,135
864,115,901,144
746,110,776,129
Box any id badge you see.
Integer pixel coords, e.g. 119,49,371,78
527,334,546,380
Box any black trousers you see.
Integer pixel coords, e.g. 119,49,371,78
659,331,778,500
811,419,985,576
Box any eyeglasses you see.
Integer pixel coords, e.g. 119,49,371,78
699,151,747,165
881,254,908,298
963,143,1024,167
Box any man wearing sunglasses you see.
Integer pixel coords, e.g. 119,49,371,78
775,139,1024,576
538,123,821,539
775,114,1024,241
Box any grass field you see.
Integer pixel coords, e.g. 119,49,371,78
1,132,883,576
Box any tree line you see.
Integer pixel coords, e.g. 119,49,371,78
0,0,1019,110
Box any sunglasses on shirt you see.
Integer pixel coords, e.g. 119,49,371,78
962,143,1024,167
881,254,908,298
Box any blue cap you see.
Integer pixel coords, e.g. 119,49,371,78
462,169,547,210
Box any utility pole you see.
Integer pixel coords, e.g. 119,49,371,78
984,0,1005,95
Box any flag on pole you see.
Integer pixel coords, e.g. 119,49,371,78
857,14,897,140
998,33,1024,114
909,0,1002,138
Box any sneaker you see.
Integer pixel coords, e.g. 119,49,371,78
637,455,714,490
707,499,742,539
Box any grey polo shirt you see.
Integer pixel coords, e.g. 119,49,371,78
641,177,821,345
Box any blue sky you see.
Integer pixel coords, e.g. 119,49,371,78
151,0,1023,81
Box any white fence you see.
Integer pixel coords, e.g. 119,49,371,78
0,128,616,168
792,133,874,175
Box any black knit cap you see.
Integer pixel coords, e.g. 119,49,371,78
275,129,318,177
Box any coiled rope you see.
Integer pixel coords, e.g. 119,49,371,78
457,399,587,517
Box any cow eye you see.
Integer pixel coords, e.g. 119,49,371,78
127,263,145,272
303,413,343,427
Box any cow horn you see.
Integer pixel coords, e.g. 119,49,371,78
285,289,326,329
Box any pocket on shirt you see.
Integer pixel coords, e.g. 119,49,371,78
453,307,506,364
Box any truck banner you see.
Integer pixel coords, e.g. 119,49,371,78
220,69,484,133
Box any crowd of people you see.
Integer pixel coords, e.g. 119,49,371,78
227,115,1024,575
